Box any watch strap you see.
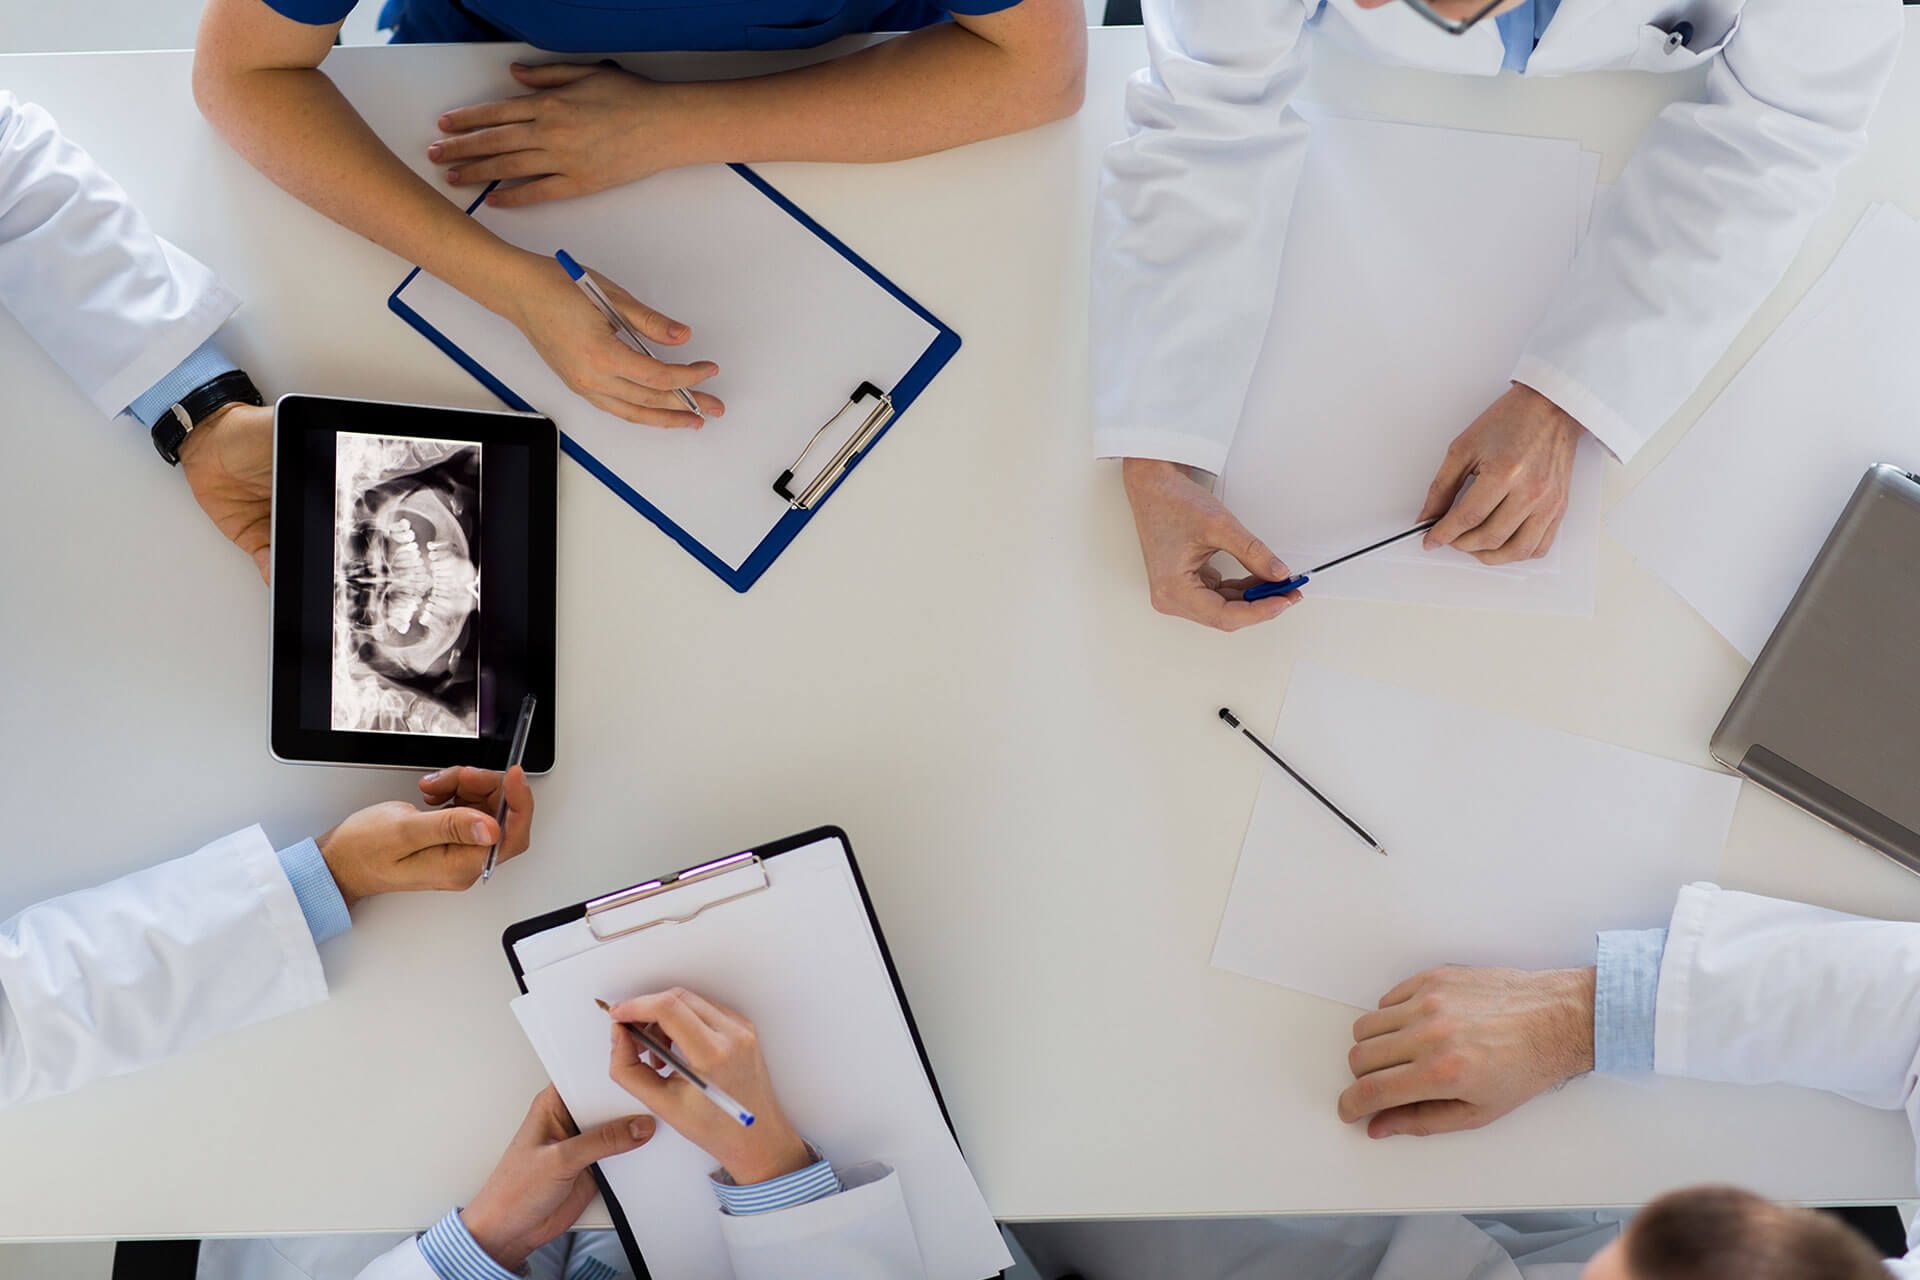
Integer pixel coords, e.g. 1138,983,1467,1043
152,369,264,466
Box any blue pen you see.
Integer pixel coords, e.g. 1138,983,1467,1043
554,250,702,418
1244,518,1440,603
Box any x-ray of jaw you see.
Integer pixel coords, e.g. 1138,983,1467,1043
331,432,483,736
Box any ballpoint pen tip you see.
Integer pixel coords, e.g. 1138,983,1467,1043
1375,846,1389,857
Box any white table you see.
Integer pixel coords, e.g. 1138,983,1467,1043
4,25,1920,1242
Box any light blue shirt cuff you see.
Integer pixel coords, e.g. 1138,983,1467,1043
276,838,352,947
710,1146,843,1217
1594,928,1666,1075
416,1208,522,1280
124,338,241,429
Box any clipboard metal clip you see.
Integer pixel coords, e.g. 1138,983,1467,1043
774,381,894,511
583,851,770,942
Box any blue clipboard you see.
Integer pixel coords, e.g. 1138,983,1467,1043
388,164,961,593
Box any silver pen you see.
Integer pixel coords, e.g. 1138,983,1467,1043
483,694,537,883
553,250,703,417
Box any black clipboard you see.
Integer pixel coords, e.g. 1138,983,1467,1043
502,825,999,1279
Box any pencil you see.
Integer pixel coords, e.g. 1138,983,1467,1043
1218,707,1387,855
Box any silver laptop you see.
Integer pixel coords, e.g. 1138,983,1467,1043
1712,464,1920,874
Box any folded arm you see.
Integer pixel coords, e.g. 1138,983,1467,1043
1089,0,1314,473
1514,0,1903,461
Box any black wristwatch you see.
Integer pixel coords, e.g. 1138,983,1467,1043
151,369,265,466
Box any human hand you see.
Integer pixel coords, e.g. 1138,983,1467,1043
432,61,691,209
462,1086,655,1273
605,989,813,1186
1121,458,1300,632
500,251,723,428
1419,383,1584,565
1338,964,1595,1139
317,766,533,907
178,401,274,583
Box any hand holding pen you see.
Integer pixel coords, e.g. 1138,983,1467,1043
602,990,818,1187
502,248,723,428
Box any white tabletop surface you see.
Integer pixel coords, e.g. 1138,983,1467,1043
4,24,1920,1242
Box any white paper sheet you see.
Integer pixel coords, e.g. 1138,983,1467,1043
395,166,942,570
1211,663,1740,1009
1607,203,1920,660
1219,116,1602,615
510,837,1009,1280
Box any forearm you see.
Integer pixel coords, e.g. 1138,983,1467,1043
194,64,535,314
1515,0,1900,461
0,826,329,1108
659,22,1083,166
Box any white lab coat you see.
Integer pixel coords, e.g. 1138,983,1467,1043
1018,882,1920,1279
0,826,328,1109
0,91,237,417
1091,0,1904,473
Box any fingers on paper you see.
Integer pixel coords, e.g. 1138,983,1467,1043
582,390,705,430
595,274,690,345
446,150,554,187
430,122,535,163
1473,508,1559,565
437,95,538,135
510,60,602,89
485,176,579,209
1424,468,1504,550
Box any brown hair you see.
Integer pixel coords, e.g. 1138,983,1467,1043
1626,1186,1886,1280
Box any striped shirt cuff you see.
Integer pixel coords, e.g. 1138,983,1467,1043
417,1208,522,1280
124,338,240,429
275,838,352,946
1594,928,1667,1075
709,1146,843,1216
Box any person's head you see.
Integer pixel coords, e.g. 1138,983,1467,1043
1581,1186,1886,1280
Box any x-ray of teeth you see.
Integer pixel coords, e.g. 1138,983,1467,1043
331,431,482,736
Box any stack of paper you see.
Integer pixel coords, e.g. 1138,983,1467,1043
1608,203,1920,660
1212,663,1741,1009
1220,115,1605,615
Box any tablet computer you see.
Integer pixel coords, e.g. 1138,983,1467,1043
269,394,557,771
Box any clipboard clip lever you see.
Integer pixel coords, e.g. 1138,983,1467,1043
583,851,770,942
774,381,895,511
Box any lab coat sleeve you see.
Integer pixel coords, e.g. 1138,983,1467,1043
352,1240,442,1280
718,1162,928,1280
0,91,239,420
1089,0,1317,474
1512,0,1902,462
0,825,330,1109
1652,882,1920,1257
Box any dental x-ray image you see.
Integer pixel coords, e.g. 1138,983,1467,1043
331,431,482,736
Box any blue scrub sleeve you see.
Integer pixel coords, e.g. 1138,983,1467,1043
943,0,1027,14
257,0,361,25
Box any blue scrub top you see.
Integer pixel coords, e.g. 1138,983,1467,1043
268,0,1024,51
